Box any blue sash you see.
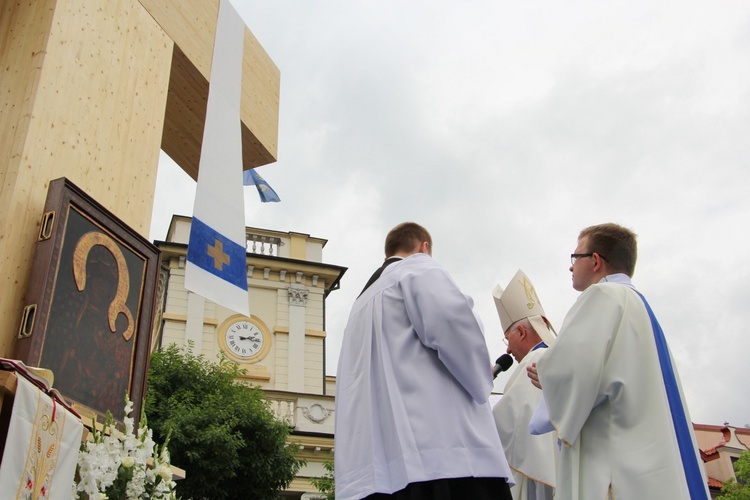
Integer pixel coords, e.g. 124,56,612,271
636,292,708,499
531,341,548,351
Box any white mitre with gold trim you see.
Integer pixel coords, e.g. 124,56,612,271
492,269,556,346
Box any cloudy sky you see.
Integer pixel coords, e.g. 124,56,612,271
149,0,750,427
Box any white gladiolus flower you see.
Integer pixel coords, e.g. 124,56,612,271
73,396,176,499
157,464,173,481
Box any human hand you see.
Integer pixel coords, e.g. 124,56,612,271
527,362,542,389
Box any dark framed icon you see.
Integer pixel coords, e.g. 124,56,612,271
14,177,161,425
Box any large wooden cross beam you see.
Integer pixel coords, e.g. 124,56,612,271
0,0,280,355
144,0,279,179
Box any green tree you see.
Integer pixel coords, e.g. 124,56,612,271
309,459,335,499
145,344,304,500
718,450,750,500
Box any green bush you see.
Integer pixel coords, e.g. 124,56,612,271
718,450,750,500
309,460,335,499
145,344,304,500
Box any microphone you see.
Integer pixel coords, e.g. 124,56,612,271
492,354,513,379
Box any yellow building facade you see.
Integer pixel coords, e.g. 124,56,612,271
154,215,346,498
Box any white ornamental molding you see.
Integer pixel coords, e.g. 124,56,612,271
288,286,309,306
302,403,332,424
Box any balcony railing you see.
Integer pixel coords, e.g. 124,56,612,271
267,397,296,427
246,232,284,256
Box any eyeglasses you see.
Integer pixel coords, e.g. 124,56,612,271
570,253,593,265
570,253,609,265
502,327,519,345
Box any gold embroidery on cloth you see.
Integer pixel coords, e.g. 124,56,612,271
519,275,539,310
17,390,65,499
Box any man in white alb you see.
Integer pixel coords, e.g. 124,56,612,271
335,222,514,500
492,270,557,500
527,223,709,499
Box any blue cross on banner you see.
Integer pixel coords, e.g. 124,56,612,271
187,217,247,290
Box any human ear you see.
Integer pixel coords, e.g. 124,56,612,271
517,324,527,339
593,253,605,271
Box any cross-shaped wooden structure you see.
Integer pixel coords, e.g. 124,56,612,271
0,0,280,356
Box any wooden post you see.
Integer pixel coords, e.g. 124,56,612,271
0,0,280,356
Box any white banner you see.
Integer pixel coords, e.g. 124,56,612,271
184,0,249,316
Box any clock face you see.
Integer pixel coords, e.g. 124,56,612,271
218,315,271,363
225,321,263,358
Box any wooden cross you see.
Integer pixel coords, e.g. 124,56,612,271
0,0,280,355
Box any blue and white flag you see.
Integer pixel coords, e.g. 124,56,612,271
243,169,281,203
185,0,249,316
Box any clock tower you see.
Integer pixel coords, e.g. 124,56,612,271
153,215,346,496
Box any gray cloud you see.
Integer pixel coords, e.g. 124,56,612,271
150,0,750,427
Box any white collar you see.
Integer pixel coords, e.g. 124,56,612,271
599,273,635,289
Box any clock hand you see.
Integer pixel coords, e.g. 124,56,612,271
239,335,261,342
